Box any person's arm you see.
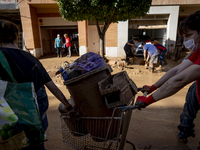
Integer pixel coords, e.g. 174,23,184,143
153,60,193,88
146,55,150,62
127,42,134,47
144,49,147,60
136,61,198,109
45,81,73,110
61,40,64,46
66,38,69,44
152,64,200,101
141,59,193,93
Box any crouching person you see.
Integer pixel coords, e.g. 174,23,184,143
142,42,159,73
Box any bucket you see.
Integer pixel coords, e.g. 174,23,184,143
64,65,113,117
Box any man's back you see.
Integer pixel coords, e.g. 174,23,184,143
144,44,159,56
0,47,51,92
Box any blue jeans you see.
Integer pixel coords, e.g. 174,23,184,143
180,82,199,128
178,82,200,137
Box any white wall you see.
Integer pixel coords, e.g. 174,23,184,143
148,6,179,52
117,21,128,58
79,46,87,56
105,21,128,58
112,6,179,58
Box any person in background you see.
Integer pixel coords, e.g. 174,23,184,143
0,20,76,150
151,39,168,71
150,39,162,45
133,38,140,56
54,34,63,58
124,36,134,64
135,11,200,147
142,42,159,73
64,33,72,57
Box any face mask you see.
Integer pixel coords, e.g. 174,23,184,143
183,34,198,51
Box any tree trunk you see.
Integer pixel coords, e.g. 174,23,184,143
95,21,110,57
99,33,105,56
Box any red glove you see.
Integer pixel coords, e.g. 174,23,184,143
135,95,155,109
142,85,157,94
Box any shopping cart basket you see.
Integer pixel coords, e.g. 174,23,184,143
61,105,138,150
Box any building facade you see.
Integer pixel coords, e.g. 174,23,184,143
18,0,200,58
0,0,24,49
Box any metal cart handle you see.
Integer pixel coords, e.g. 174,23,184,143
118,90,148,110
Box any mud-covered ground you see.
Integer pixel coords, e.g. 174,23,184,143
39,52,200,150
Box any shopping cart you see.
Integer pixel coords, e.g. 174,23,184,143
61,105,138,150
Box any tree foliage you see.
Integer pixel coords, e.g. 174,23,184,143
57,0,152,56
58,0,151,23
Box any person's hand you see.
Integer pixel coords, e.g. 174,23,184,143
141,85,157,94
67,107,81,121
135,95,155,110
66,105,81,120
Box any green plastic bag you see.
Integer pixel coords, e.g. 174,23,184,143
0,50,45,148
0,89,27,150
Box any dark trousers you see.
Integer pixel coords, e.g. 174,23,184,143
159,50,167,66
124,48,132,62
179,82,200,132
56,47,62,57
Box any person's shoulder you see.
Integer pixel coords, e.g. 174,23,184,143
193,50,200,56
2,47,39,61
144,44,150,47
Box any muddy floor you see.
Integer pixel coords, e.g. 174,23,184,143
39,52,200,150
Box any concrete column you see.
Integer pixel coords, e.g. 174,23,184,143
78,21,88,56
19,2,41,58
148,6,180,53
117,21,128,58
105,23,118,57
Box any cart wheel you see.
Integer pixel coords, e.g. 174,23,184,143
124,140,136,150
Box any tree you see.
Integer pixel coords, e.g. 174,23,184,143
57,0,152,56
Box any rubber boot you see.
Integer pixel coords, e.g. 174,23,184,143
148,67,154,73
176,125,195,144
156,65,162,71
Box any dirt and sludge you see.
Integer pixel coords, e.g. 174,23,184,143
39,52,200,150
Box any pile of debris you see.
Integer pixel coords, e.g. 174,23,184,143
58,52,138,139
